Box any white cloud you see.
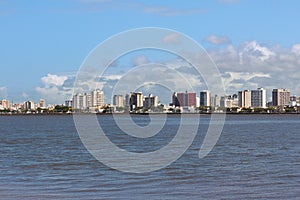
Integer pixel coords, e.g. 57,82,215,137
162,33,181,45
34,39,300,104
291,44,300,56
102,75,122,80
110,63,203,103
36,73,73,104
132,55,149,66
225,72,270,81
222,72,271,92
206,40,300,95
41,74,68,87
36,72,122,104
241,40,275,61
204,35,231,45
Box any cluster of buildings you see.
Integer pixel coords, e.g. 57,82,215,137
67,87,298,113
69,90,160,113
198,88,294,112
67,89,105,111
0,99,49,113
1,87,297,114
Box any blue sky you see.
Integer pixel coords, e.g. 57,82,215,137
1,0,300,104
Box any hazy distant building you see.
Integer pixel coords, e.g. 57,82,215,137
172,91,196,107
251,88,266,108
210,96,215,108
143,94,158,109
231,94,239,107
65,100,72,107
113,95,124,107
39,99,46,108
238,90,251,108
272,88,290,106
200,90,211,107
214,95,220,108
220,95,234,108
0,99,11,109
124,94,130,108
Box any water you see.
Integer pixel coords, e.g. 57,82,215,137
0,114,299,199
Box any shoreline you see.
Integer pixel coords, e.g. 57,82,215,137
1,112,300,116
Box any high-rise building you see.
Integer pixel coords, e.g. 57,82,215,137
220,95,234,108
113,95,124,107
187,92,196,107
251,88,266,108
85,93,92,108
143,94,158,109
238,90,251,108
129,92,143,111
172,91,196,107
177,92,186,107
200,90,211,107
172,92,180,107
231,94,239,107
210,96,215,108
272,88,290,106
39,99,46,108
24,101,35,110
72,93,84,109
124,94,130,108
91,89,104,107
214,95,220,108
0,99,11,109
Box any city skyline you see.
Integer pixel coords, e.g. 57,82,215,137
1,1,300,104
2,86,298,112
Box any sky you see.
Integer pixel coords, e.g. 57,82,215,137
0,0,300,104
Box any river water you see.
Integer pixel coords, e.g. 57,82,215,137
0,114,299,199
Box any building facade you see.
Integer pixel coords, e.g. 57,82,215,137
113,95,124,107
251,88,267,108
39,99,46,108
272,88,290,106
0,99,11,109
91,89,104,107
220,95,236,108
129,92,143,111
72,90,102,110
24,101,35,110
143,94,158,109
238,90,251,108
214,95,220,108
172,91,196,107
72,93,83,109
200,90,211,107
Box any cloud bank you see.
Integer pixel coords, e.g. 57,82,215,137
35,37,300,104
